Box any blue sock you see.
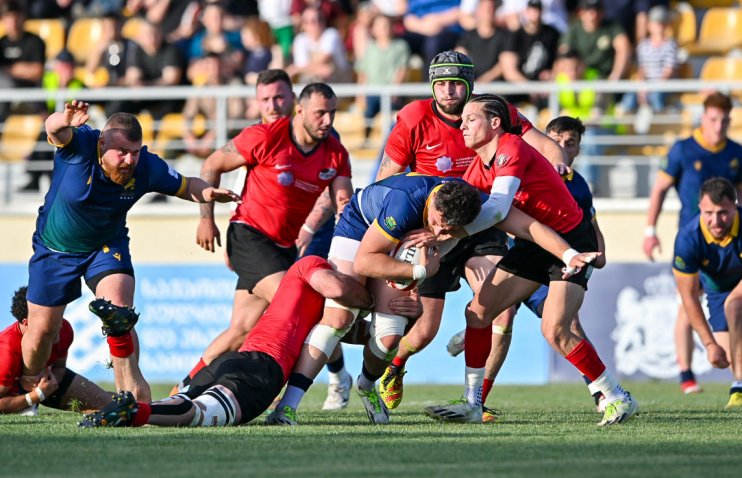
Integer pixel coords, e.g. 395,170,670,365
679,369,695,383
279,373,313,410
326,354,344,373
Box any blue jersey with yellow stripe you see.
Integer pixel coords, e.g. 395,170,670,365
672,207,742,293
662,130,742,226
564,170,595,221
35,125,186,254
334,173,471,243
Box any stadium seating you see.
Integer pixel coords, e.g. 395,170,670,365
137,112,155,147
685,7,742,56
74,66,110,88
687,0,737,7
680,56,742,105
671,3,696,47
67,17,106,65
122,17,145,41
22,19,66,60
0,114,43,163
153,112,186,156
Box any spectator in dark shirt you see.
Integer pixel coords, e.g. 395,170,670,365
0,1,46,119
500,0,560,106
455,0,507,83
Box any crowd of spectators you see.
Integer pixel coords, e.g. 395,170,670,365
0,0,712,190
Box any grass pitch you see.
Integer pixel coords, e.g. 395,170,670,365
1,382,740,478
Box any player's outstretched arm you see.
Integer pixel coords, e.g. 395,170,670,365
310,269,374,310
46,100,90,147
674,271,729,368
177,177,241,204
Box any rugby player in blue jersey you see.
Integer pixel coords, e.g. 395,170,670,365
20,100,240,402
645,92,742,394
672,177,742,409
266,173,598,425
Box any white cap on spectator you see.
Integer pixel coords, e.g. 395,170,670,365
648,5,671,25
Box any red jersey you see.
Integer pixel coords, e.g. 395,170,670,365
240,256,331,381
384,98,533,177
463,133,583,234
0,319,73,393
231,117,352,247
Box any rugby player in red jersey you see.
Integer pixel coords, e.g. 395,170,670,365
78,256,374,428
373,50,570,413
424,94,637,426
179,81,353,393
1,287,111,415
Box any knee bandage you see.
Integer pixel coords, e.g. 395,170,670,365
492,324,512,335
368,313,408,361
191,385,240,427
324,298,360,319
305,323,350,358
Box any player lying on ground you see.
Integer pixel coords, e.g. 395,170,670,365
1,286,112,415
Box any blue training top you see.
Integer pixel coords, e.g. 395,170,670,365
35,125,186,254
662,130,742,226
334,173,474,243
672,207,742,293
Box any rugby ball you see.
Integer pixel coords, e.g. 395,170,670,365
387,242,423,291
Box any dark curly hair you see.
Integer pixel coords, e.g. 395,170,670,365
467,94,523,136
11,286,28,322
434,180,482,227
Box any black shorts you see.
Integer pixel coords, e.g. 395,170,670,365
417,227,509,299
42,368,77,409
186,350,284,425
227,223,297,292
497,214,597,289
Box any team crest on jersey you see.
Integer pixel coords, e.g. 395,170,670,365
124,178,136,190
436,156,453,173
496,154,510,167
694,160,702,171
674,256,686,270
384,216,397,231
113,252,121,261
702,259,710,266
731,158,739,172
319,168,337,180
277,171,294,186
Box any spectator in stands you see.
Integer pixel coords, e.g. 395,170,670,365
355,13,409,149
559,0,631,81
497,0,569,33
602,0,669,45
187,0,244,73
290,0,345,32
0,0,45,120
619,5,678,114
403,0,461,77
25,0,76,20
257,0,293,62
287,7,351,83
183,52,243,159
455,0,507,83
85,13,129,87
241,17,280,85
125,0,201,43
109,19,185,119
500,0,561,107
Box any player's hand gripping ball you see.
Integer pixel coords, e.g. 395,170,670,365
387,241,424,291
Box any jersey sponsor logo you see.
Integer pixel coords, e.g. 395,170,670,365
124,178,136,190
319,168,337,180
113,252,121,261
436,156,453,173
425,143,442,151
277,171,294,186
702,259,710,266
674,256,686,270
166,164,179,179
384,216,397,231
731,158,739,172
496,154,510,167
694,160,702,171
613,271,711,379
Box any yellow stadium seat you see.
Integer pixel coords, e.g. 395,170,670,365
680,57,742,106
671,3,696,47
152,113,186,156
137,112,154,147
685,7,742,55
74,66,110,88
122,17,145,41
728,107,742,143
23,19,66,60
0,115,44,163
67,18,106,65
688,0,736,7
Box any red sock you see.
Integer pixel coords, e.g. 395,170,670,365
392,356,407,368
464,326,491,368
482,378,494,403
132,402,151,427
107,333,134,357
187,358,207,379
565,340,606,382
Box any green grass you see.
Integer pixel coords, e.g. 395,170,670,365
1,382,740,478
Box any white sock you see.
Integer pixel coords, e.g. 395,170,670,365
328,368,347,384
587,381,602,396
464,366,485,407
592,370,625,403
731,380,742,389
278,385,306,410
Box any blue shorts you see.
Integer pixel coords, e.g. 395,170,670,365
27,233,134,307
522,285,548,318
706,290,731,332
333,193,369,242
302,219,334,259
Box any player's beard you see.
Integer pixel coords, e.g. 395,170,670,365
102,162,134,185
436,96,466,117
304,120,330,143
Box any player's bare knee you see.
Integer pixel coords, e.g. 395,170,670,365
465,302,488,327
724,296,742,323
